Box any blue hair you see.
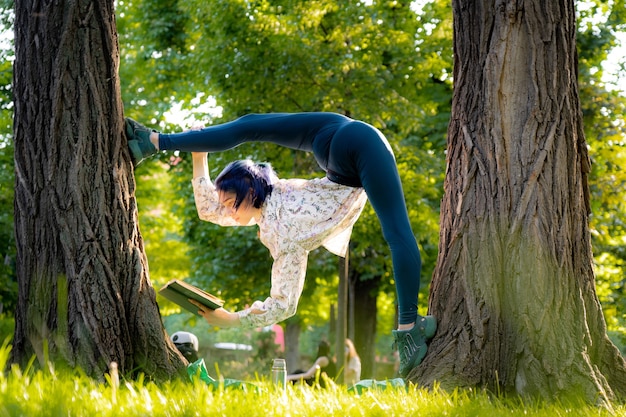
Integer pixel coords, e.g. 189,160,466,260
215,160,277,209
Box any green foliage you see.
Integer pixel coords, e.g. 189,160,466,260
0,140,16,315
576,0,626,337
133,161,193,291
250,328,282,369
118,0,197,120
0,314,14,343
0,6,15,317
0,342,623,416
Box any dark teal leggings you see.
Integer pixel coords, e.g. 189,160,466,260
160,113,421,325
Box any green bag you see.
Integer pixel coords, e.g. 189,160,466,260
187,359,259,392
347,378,407,394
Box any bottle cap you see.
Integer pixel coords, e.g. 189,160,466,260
272,358,286,368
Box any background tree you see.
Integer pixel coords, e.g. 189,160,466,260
11,0,185,378
419,0,626,402
0,3,16,327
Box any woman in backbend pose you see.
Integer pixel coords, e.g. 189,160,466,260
125,112,436,377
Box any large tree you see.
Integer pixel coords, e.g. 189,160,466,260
418,0,626,402
11,0,185,378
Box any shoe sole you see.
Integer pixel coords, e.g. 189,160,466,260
128,140,144,166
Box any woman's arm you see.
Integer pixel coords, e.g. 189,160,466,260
191,152,209,179
190,153,243,227
190,243,308,330
237,244,309,328
188,300,241,327
190,245,307,329
286,356,330,381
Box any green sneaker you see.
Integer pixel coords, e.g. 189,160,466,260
124,117,158,166
393,315,437,378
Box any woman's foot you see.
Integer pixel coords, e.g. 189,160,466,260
125,118,158,166
392,315,437,378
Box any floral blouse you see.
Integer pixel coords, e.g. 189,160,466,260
192,175,367,329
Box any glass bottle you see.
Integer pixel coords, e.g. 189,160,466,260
271,358,287,389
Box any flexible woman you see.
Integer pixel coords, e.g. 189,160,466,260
125,112,436,377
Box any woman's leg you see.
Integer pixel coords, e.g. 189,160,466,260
126,113,347,166
327,121,421,324
158,113,348,153
326,120,436,377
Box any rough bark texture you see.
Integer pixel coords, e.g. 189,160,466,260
415,0,626,402
12,0,185,379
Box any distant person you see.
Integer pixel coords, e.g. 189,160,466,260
344,338,361,385
171,331,199,363
287,340,336,388
125,113,437,377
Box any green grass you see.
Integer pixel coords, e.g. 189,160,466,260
0,343,623,417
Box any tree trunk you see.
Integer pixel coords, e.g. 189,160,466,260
352,272,379,380
11,0,185,379
416,0,626,402
284,321,301,373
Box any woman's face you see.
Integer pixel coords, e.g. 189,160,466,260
218,190,259,225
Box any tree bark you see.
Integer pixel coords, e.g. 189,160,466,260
11,0,185,379
416,0,626,402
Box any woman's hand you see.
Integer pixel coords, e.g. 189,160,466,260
189,299,240,327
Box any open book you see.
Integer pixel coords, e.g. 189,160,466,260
159,279,224,316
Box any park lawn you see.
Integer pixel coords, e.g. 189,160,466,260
0,344,623,417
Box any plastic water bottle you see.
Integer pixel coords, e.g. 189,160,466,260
271,358,287,389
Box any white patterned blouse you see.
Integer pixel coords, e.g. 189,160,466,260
192,175,367,329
